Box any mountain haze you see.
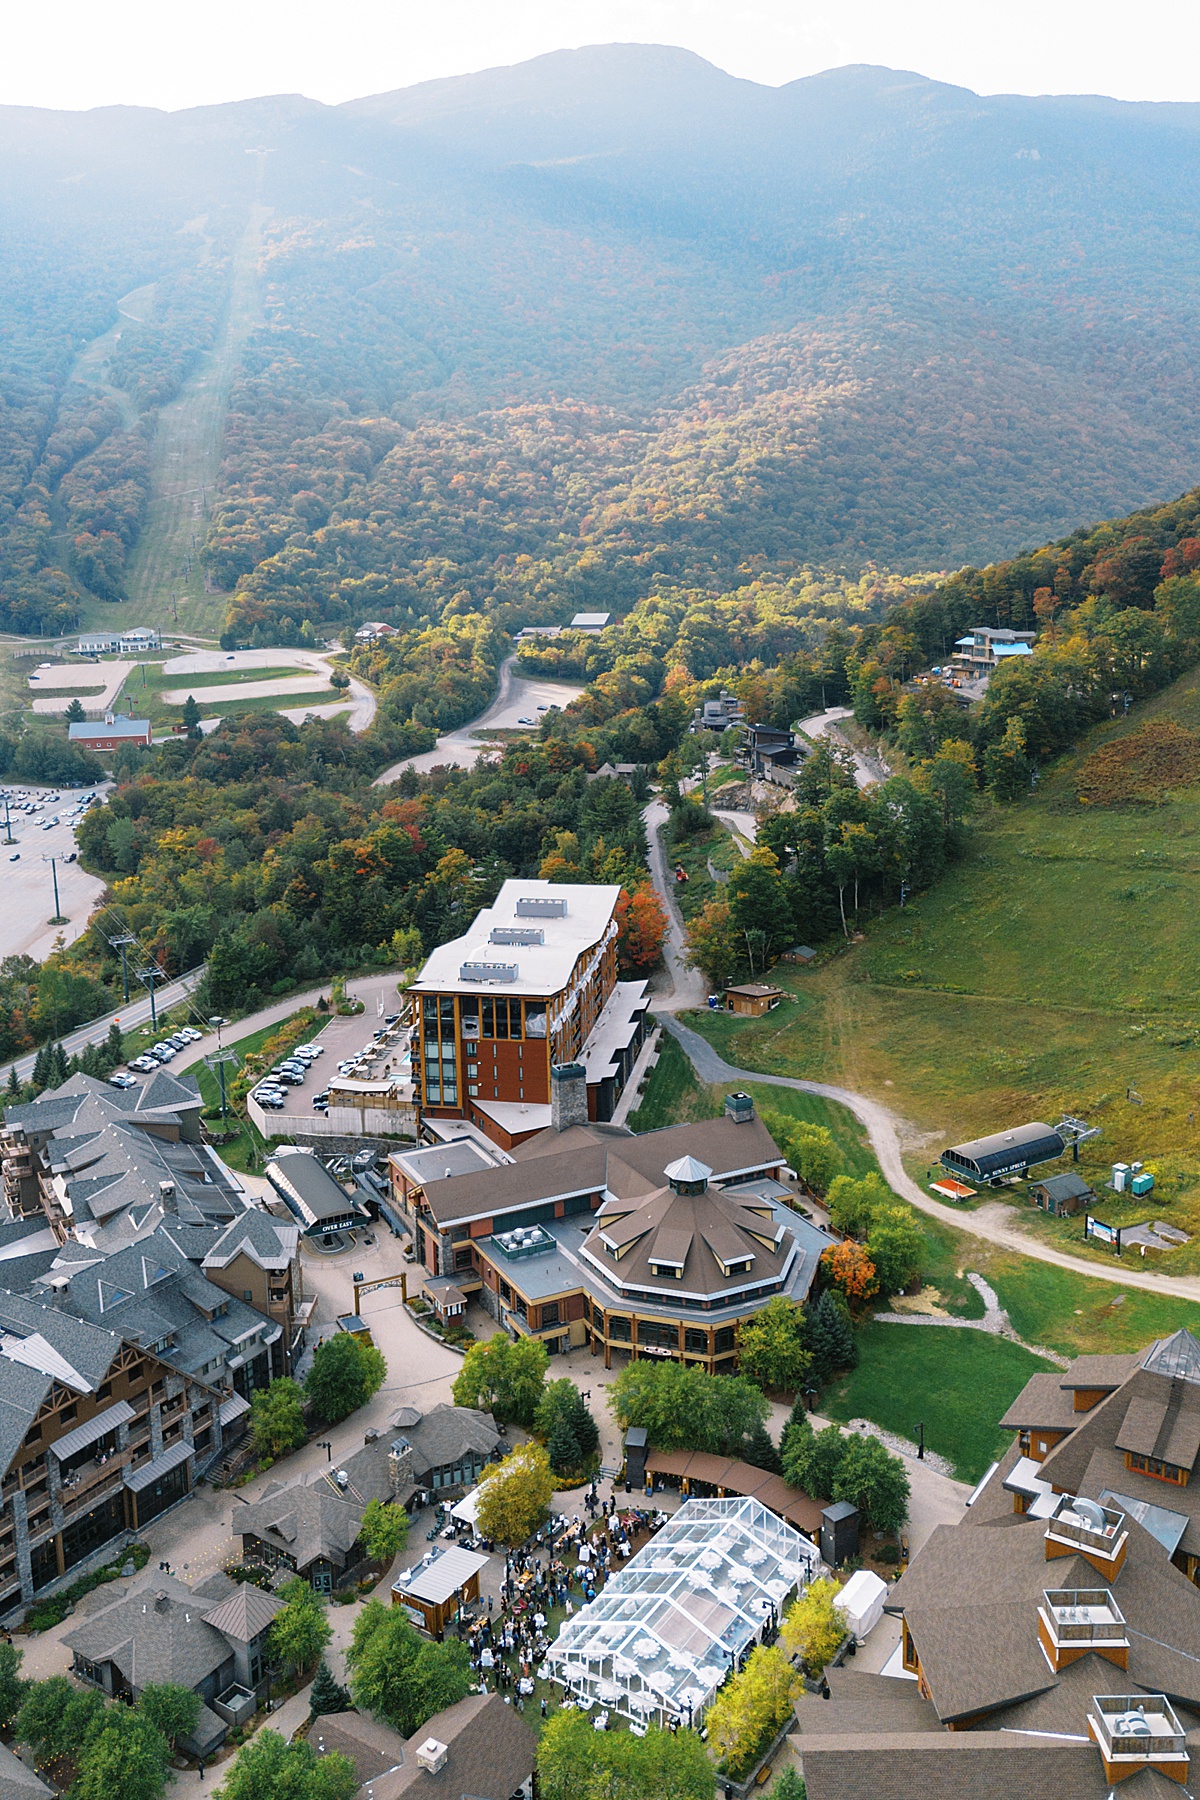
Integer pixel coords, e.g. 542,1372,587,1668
4,45,1200,638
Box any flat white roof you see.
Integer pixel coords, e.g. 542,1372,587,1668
395,1545,490,1607
409,880,621,1000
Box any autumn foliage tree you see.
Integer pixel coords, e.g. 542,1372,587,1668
820,1240,878,1310
616,882,668,972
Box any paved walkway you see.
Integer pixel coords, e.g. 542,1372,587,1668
661,1014,1200,1305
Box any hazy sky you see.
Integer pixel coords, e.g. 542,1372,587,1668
3,0,1198,112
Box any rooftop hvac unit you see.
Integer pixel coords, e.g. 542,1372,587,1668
515,896,568,918
459,961,519,984
490,926,545,946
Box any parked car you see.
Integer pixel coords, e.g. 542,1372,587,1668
297,1042,324,1056
107,1072,138,1089
274,1070,304,1086
258,1093,286,1110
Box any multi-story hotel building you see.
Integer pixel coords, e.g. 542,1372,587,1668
409,881,649,1148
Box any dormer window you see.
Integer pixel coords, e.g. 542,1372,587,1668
1125,1450,1189,1486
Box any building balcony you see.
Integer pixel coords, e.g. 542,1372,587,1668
59,1469,125,1523
58,1448,129,1503
1045,1497,1128,1574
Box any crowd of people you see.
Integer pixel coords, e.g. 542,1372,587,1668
455,1486,671,1718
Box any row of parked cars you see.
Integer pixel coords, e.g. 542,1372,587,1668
252,1040,326,1111
125,1025,204,1074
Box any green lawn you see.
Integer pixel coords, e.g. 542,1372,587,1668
822,1319,1053,1483
626,1029,717,1132
679,661,1200,1275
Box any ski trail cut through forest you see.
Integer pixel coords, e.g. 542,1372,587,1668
93,204,270,640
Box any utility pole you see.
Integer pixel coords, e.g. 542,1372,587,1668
2,797,14,844
42,856,67,926
111,934,138,1004
136,965,169,1032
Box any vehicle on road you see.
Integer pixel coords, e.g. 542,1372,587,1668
518,716,534,725
8,854,17,862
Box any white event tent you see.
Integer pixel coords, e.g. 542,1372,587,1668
543,1496,819,1728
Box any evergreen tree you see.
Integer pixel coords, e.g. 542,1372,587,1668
31,1045,49,1091
181,695,202,739
742,1417,783,1475
309,1659,351,1718
805,1291,858,1385
64,697,85,723
6,1065,19,1099
51,1042,69,1085
105,1022,124,1067
547,1414,582,1477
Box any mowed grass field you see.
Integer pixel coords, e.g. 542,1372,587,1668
682,662,1200,1273
822,1321,1053,1483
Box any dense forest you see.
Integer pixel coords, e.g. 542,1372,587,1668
6,52,1200,640
6,471,1200,1061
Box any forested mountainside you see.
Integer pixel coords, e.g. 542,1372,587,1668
5,49,1200,640
4,473,1195,1068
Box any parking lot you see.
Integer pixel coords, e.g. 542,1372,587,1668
0,784,109,962
249,976,411,1125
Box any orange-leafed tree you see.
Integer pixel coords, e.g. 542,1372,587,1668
820,1241,878,1310
616,883,668,972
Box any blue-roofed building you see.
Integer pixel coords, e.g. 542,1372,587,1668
68,713,152,750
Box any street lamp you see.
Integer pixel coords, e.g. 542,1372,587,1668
42,855,67,926
318,1440,332,1463
915,1421,925,1461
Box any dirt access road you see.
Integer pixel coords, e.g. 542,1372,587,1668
638,787,1200,1307
373,654,583,783
163,647,376,733
663,1013,1200,1306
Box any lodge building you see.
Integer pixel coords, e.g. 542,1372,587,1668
388,1093,834,1374
408,880,649,1148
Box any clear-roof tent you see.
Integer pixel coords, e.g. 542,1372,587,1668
544,1497,818,1728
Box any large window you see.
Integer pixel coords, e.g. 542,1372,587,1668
62,1492,125,1571
638,1320,678,1350
1126,1450,1189,1486
482,998,523,1040
684,1328,710,1354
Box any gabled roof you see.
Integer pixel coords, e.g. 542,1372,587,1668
203,1208,298,1273
356,1692,536,1800
420,1113,785,1227
0,1740,52,1800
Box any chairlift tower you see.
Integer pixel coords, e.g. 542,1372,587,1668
1055,1115,1103,1164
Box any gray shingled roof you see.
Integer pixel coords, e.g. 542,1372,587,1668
201,1582,283,1643
421,1115,784,1226
0,1741,52,1800
63,1573,241,1691
362,1693,536,1800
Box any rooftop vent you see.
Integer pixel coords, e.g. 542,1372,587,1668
490,926,544,946
1088,1695,1188,1785
515,896,567,918
1038,1588,1128,1673
415,1737,448,1775
725,1092,755,1124
1045,1495,1128,1578
459,961,518,984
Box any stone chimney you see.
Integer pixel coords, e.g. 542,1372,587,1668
388,1438,415,1496
415,1738,448,1775
724,1092,755,1124
550,1062,587,1132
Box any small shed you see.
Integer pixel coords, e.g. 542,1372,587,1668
1028,1171,1094,1216
837,1568,888,1642
781,945,817,965
725,983,783,1017
392,1546,489,1639
426,1278,468,1321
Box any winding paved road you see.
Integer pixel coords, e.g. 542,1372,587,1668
638,790,1200,1307
373,654,583,784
